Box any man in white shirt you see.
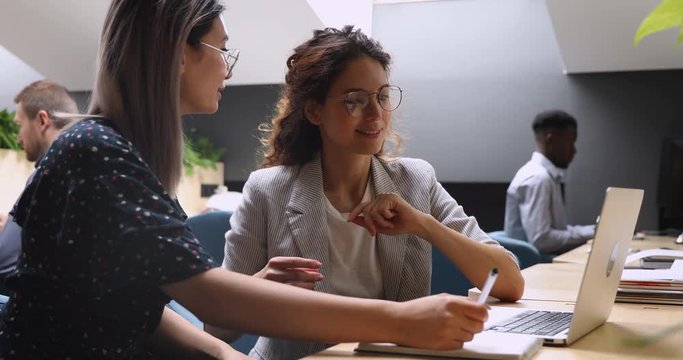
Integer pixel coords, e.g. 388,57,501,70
504,110,594,255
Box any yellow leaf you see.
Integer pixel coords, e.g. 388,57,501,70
634,0,683,47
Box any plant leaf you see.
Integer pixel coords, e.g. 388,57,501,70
182,134,223,174
634,0,683,47
0,109,20,150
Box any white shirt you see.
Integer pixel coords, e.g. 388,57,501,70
324,183,384,299
504,152,594,255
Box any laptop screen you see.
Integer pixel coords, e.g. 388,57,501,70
567,187,644,344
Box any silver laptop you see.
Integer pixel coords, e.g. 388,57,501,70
486,187,644,346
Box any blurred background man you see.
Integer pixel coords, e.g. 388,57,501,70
0,80,79,292
504,110,595,255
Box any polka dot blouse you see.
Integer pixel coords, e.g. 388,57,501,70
0,119,216,359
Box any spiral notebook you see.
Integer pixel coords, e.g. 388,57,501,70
355,331,543,360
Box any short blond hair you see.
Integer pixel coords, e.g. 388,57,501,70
14,80,79,129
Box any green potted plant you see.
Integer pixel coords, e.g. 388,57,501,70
0,109,224,214
2,107,222,173
183,135,225,175
177,134,226,215
0,108,35,215
0,108,20,151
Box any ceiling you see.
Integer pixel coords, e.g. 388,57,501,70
545,0,683,74
0,0,681,95
0,0,372,91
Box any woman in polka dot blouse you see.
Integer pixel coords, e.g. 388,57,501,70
0,1,488,359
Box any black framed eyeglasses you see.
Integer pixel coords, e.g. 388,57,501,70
200,42,240,75
327,85,403,117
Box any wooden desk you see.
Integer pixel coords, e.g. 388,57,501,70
307,301,683,360
514,262,583,302
306,236,683,359
469,262,584,302
553,236,681,264
0,149,34,215
472,236,681,303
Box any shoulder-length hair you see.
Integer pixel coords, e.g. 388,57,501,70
259,25,402,168
88,0,224,195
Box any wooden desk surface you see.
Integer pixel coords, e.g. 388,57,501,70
515,263,584,302
472,236,682,303
307,236,683,359
470,262,584,302
306,300,683,359
553,236,681,264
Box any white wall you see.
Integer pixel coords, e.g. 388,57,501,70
307,0,373,34
372,0,683,230
546,0,683,73
0,45,43,110
0,0,375,90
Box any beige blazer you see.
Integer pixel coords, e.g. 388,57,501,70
223,155,507,360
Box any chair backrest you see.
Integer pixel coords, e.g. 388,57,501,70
430,247,472,296
182,210,259,354
186,210,232,264
169,211,233,330
487,231,552,269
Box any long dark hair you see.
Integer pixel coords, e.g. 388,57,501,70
88,0,224,195
259,25,401,168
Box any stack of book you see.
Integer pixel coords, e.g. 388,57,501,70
617,279,683,305
617,249,683,305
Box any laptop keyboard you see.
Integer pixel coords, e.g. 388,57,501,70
488,310,573,336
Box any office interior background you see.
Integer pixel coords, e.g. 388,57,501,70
2,0,682,232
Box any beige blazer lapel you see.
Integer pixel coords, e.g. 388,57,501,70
371,157,409,301
286,155,332,293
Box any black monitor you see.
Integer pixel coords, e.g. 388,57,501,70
657,138,683,231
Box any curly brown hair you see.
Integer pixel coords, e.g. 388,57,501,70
259,25,402,168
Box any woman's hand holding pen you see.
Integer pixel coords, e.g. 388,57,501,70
255,256,324,290
347,193,430,237
392,294,488,350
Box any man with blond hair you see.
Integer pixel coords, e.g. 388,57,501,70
0,80,79,291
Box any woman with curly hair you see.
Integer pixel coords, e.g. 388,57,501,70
216,26,525,360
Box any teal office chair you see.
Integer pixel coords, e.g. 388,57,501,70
487,231,553,269
430,247,472,295
167,210,258,354
186,210,233,264
430,231,553,296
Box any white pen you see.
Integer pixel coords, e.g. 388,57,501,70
477,267,499,305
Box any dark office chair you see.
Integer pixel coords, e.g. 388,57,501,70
167,210,258,354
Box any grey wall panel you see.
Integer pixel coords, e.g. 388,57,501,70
371,0,683,230
182,84,282,182
71,0,683,231
72,85,282,183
